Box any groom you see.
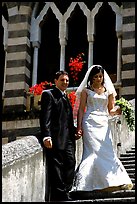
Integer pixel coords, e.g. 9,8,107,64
39,71,76,201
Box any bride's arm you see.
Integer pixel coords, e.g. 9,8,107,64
108,94,121,116
77,89,87,136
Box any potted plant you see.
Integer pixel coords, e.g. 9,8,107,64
26,81,53,111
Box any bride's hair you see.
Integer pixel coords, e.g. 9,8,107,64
87,65,104,88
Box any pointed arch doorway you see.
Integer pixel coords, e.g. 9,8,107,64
37,8,60,84
31,2,120,87
93,2,117,83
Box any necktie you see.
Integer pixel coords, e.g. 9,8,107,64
63,93,67,99
62,93,70,109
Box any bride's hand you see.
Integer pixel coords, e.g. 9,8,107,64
110,106,122,116
75,129,83,140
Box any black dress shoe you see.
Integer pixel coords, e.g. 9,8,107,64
61,192,72,201
67,193,73,201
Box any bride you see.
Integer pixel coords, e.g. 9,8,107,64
72,65,133,192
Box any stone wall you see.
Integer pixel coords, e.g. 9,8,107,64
2,136,45,202
2,2,135,114
2,109,135,201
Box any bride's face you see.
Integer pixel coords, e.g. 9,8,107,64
92,71,104,85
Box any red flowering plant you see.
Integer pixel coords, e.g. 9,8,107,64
67,52,86,111
26,52,85,111
69,52,85,86
28,81,53,95
67,91,76,110
25,81,54,111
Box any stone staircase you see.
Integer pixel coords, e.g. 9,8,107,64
67,145,135,203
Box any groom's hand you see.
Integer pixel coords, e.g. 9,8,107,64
43,138,52,148
75,129,83,140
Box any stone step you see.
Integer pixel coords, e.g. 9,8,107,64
121,160,135,165
126,169,135,174
70,190,135,201
119,156,135,161
72,197,135,202
132,184,135,190
126,150,135,154
123,164,135,169
128,173,135,179
46,197,135,203
67,147,135,203
73,198,135,202
68,145,135,202
120,153,135,157
131,178,135,184
69,146,135,203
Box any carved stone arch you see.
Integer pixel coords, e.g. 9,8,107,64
108,2,122,32
90,2,103,34
63,3,89,85
35,3,51,24
64,2,78,20
31,2,40,18
77,2,90,16
92,2,121,84
2,3,9,22
30,2,62,85
91,2,117,82
91,2,104,17
63,2,89,42
31,2,62,42
30,3,50,43
64,2,90,18
49,2,62,21
35,2,62,24
108,2,122,85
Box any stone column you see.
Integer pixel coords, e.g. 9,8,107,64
59,38,67,71
116,31,122,84
32,41,40,86
2,45,8,98
87,34,94,68
87,16,94,68
59,20,67,71
2,16,8,98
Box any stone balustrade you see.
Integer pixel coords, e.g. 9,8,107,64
2,108,135,202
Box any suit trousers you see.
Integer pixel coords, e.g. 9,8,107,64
45,140,76,201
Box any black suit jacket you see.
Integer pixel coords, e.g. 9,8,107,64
39,87,76,150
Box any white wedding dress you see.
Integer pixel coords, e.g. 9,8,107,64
72,88,133,191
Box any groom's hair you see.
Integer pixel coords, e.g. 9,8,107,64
54,71,69,80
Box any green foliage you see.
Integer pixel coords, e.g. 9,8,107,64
115,97,135,131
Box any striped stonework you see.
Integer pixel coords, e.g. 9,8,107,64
3,2,34,113
2,2,135,115
121,2,135,100
2,2,135,143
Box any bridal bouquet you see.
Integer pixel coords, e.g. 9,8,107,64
115,97,135,131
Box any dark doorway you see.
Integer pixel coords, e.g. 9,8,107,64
37,8,60,84
66,4,88,87
93,2,117,82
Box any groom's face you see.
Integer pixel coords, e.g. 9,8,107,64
55,74,69,92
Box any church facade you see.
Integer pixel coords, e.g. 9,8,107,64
2,2,135,116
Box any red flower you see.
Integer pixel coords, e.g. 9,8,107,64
28,81,53,95
69,53,85,85
67,91,76,110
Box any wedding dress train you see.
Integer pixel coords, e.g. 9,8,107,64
72,88,133,192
